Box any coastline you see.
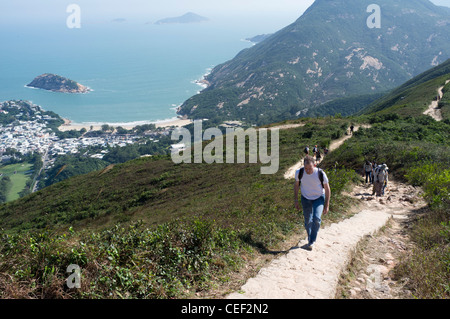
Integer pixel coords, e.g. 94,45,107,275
193,67,213,90
58,117,193,132
57,67,215,133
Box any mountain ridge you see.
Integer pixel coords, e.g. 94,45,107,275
177,0,450,125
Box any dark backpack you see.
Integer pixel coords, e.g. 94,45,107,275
298,167,325,188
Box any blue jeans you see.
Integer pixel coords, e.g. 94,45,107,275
301,194,325,246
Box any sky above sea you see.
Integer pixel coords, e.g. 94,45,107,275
0,0,449,125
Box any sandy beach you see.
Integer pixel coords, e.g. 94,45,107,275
58,118,193,132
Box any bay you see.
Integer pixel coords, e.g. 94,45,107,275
0,19,257,125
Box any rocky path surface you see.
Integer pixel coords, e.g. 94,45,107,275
423,80,450,121
337,182,426,299
227,181,425,299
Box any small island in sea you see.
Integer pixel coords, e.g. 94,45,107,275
26,73,91,94
154,12,209,25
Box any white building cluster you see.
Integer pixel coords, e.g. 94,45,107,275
50,135,140,158
0,120,56,156
0,101,145,162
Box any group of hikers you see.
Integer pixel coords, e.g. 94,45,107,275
303,145,329,165
294,145,389,251
363,160,389,197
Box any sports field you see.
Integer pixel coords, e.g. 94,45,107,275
0,163,34,202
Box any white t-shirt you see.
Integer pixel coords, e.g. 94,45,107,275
295,167,329,200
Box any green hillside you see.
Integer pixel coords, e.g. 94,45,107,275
0,118,361,298
0,119,352,234
440,81,450,120
360,58,450,116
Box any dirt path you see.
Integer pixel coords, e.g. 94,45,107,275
226,181,425,299
336,182,426,299
267,123,305,130
423,80,450,121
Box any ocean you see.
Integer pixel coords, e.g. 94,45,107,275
0,18,271,126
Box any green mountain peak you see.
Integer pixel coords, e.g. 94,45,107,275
177,0,450,125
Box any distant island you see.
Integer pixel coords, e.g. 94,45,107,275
111,18,127,23
26,74,91,94
154,12,209,25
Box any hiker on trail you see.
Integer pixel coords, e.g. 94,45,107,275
315,148,322,164
323,147,329,156
371,161,377,184
363,160,373,184
294,155,331,251
312,145,319,164
350,125,354,135
304,145,310,156
312,145,318,155
382,164,389,195
373,164,388,197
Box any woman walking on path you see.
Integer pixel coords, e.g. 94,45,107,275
294,156,331,251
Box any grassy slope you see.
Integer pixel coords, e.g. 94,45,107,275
360,59,450,117
0,118,352,234
440,81,450,120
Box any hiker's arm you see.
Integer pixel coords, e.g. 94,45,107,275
294,180,300,211
323,183,331,215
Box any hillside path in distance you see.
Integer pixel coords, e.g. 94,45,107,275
423,79,450,121
226,180,425,299
283,125,370,180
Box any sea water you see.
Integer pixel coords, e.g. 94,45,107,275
0,19,262,126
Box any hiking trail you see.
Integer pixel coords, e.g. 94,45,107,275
283,125,370,180
423,80,450,121
226,125,424,299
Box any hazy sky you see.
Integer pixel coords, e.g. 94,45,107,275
0,0,314,22
1,0,449,27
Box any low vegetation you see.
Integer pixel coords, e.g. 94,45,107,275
0,119,363,298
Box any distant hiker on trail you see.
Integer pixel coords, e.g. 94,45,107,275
312,145,319,164
315,148,322,164
294,155,331,251
382,164,389,195
312,145,318,155
323,147,329,156
350,125,355,135
371,161,378,184
373,164,388,197
304,145,310,155
363,160,373,184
